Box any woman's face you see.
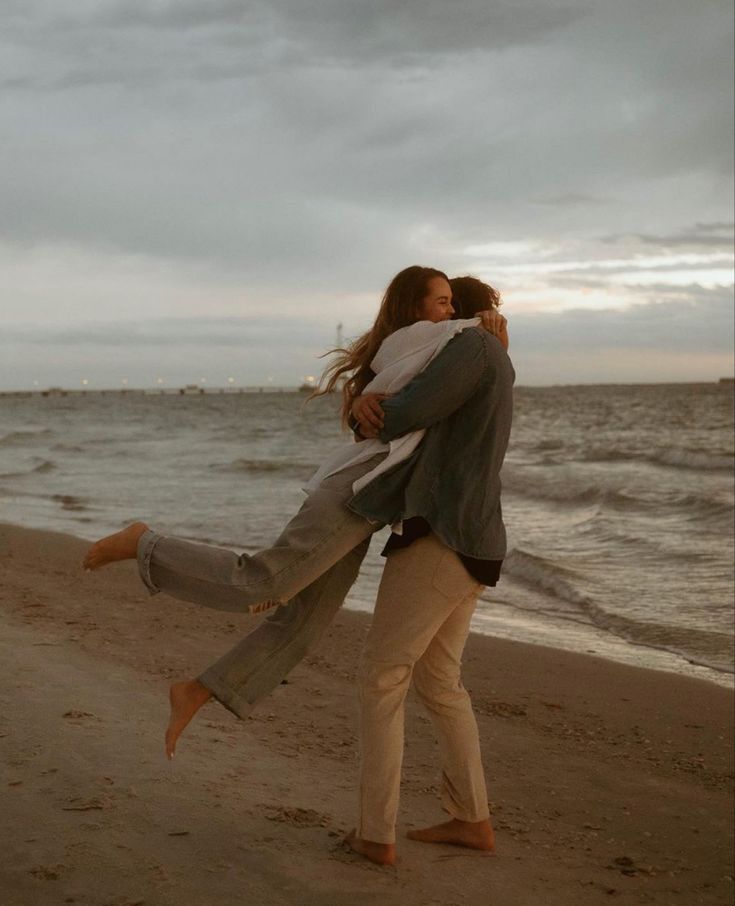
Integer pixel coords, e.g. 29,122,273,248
420,277,454,322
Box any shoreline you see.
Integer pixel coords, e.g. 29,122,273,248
0,521,733,904
1,518,730,688
1,514,732,689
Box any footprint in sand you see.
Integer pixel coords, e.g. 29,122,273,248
62,710,100,723
30,864,65,881
476,699,527,718
264,805,332,828
61,795,114,812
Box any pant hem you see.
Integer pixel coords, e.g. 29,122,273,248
137,529,163,595
198,669,254,721
441,795,490,823
357,825,396,845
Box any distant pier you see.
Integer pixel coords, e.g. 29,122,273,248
0,384,314,399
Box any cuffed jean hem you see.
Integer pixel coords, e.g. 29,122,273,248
137,529,164,595
197,669,253,721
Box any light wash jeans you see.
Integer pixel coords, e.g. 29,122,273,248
201,538,371,717
136,456,386,718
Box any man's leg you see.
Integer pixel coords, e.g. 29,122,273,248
164,538,371,757
408,598,494,852
352,535,481,864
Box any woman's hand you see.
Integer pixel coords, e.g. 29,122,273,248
477,309,509,350
352,392,389,439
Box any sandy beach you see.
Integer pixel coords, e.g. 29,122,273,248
0,522,732,906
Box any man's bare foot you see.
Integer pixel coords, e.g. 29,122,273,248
165,680,212,760
345,830,396,866
406,817,495,852
82,522,149,570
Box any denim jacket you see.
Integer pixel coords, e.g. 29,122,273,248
348,327,515,560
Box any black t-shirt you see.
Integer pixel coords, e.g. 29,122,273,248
381,517,503,587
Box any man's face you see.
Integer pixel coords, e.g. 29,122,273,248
420,277,454,322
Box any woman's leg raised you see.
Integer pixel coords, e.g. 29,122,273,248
164,537,372,758
84,456,384,615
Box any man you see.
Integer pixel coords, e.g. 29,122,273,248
345,308,514,864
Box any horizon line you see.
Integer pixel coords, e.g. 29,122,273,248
1,378,732,396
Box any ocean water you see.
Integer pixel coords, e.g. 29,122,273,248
1,383,733,686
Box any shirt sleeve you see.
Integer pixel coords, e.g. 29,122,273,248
378,328,488,442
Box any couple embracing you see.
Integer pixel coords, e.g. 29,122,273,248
84,265,514,866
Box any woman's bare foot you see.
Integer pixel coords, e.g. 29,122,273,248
406,817,495,852
82,522,149,571
345,830,396,866
165,680,212,760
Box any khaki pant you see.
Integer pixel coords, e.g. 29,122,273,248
358,533,490,844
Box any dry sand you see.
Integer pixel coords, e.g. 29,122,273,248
0,522,732,906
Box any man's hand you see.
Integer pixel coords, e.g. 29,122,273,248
477,309,509,350
352,392,389,439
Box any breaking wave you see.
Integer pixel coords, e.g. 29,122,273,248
0,429,53,446
33,460,57,474
503,547,734,674
211,458,317,478
579,447,733,473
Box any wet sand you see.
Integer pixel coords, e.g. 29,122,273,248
0,522,733,905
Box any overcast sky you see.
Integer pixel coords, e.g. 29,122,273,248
1,0,733,389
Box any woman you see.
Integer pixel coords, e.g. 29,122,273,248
346,276,511,866
82,267,507,759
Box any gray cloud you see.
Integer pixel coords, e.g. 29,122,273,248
4,286,731,353
2,0,731,281
512,286,734,352
1,289,731,391
530,193,612,207
2,316,326,348
607,223,735,250
23,1,584,64
0,0,732,386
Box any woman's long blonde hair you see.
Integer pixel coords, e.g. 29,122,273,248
313,265,449,425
